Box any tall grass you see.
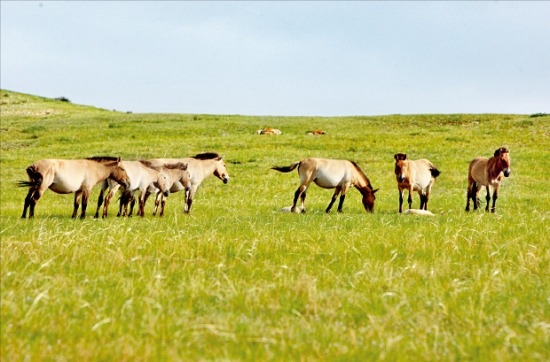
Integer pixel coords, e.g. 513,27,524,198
1,90,549,361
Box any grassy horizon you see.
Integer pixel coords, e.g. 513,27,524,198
1,89,549,361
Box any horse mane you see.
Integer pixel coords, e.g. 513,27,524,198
139,160,161,171
87,156,120,163
349,161,373,190
193,152,221,160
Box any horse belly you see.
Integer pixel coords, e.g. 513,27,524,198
170,181,186,192
47,171,86,194
313,173,344,189
49,182,79,194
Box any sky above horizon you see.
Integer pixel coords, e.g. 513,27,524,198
1,1,549,116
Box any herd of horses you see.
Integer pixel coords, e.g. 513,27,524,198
18,148,511,218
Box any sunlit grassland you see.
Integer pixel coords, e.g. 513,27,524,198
1,90,549,361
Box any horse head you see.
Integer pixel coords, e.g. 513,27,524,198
111,161,131,189
213,158,230,184
494,147,511,177
394,153,409,183
361,187,379,213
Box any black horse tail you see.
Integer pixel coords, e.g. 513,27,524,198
430,167,441,178
271,162,300,173
17,165,43,188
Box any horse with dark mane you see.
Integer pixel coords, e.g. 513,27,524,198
272,158,378,213
19,156,129,218
394,153,440,213
146,152,230,213
466,147,511,212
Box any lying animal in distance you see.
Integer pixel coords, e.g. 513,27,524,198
306,129,326,136
465,147,511,213
272,158,378,213
255,127,282,135
394,153,440,213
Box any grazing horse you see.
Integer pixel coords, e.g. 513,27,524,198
19,157,129,219
147,152,230,213
271,158,378,213
394,153,440,213
466,147,511,213
94,160,171,218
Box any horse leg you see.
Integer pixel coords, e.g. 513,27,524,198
160,195,166,217
94,186,105,218
337,193,346,213
127,193,136,216
490,185,499,213
465,182,473,212
153,192,161,216
138,192,146,217
72,191,82,218
103,184,120,218
326,188,340,213
420,194,428,210
484,186,491,212
292,184,307,213
398,188,404,213
22,187,37,218
184,188,195,213
407,188,413,210
80,190,90,219
472,183,480,211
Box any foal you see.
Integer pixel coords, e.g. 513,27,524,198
394,153,440,213
465,147,511,213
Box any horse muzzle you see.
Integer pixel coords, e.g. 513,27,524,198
504,169,511,177
397,175,406,183
163,190,170,197
223,176,229,184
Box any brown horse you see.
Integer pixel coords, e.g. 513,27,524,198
19,157,130,219
394,153,440,213
466,147,511,212
272,158,378,213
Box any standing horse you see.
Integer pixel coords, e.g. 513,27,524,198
394,153,440,213
19,157,130,219
148,162,190,216
147,152,230,213
94,160,171,218
465,147,511,213
271,158,378,213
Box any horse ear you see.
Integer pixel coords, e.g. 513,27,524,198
117,157,121,162
373,188,379,194
394,154,398,160
394,153,406,160
494,149,501,157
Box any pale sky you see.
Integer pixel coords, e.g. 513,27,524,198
1,1,549,116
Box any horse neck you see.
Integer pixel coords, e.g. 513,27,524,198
189,159,216,182
351,166,372,194
98,161,117,179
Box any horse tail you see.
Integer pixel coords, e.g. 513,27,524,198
271,162,300,173
17,165,43,188
430,167,441,178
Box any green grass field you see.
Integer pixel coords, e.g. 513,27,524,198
1,90,549,361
